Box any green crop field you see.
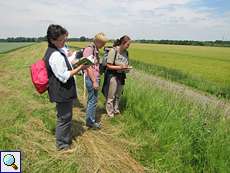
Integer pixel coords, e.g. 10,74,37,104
0,42,229,172
129,43,230,99
69,42,230,99
0,42,34,53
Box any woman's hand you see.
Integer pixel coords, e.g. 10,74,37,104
93,81,99,90
79,64,91,70
67,50,73,57
120,64,128,70
69,64,90,77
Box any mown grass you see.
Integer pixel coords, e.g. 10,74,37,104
109,76,230,173
0,42,34,53
0,43,80,173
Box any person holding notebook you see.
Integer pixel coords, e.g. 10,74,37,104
104,35,132,117
84,33,108,129
44,24,90,151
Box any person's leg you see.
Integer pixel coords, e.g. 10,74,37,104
56,101,73,150
106,76,118,116
85,77,98,126
114,80,124,114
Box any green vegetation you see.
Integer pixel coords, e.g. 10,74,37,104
69,42,230,99
1,42,229,172
110,77,230,173
131,59,230,99
136,39,230,47
0,43,80,173
129,43,230,99
71,41,230,172
0,42,34,53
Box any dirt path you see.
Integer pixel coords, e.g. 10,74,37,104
130,70,230,116
69,102,146,173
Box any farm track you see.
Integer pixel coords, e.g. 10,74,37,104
68,100,146,173
130,69,230,116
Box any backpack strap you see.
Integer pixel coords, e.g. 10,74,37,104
44,47,73,78
58,50,73,70
126,50,129,65
83,43,98,62
113,48,118,65
88,44,97,56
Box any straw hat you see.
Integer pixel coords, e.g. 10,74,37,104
94,32,108,43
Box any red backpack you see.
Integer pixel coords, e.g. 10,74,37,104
30,59,49,94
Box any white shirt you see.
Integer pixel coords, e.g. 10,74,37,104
49,50,72,83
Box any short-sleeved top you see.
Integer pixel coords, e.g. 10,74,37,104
107,47,129,66
83,43,100,81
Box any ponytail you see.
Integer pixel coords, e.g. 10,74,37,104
113,39,121,47
113,35,131,47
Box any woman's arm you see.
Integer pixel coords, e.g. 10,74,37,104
49,51,87,83
106,63,128,70
83,46,99,90
106,48,128,70
69,64,88,77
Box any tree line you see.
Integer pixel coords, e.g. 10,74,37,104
135,39,230,47
0,36,92,43
0,37,230,47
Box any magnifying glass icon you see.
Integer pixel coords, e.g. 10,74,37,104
3,154,18,170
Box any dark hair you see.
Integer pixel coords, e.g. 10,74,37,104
113,35,131,47
46,24,67,48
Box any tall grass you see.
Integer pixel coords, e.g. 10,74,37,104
129,43,230,87
111,76,230,173
131,59,230,99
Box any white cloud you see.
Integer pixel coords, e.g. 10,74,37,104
0,0,229,40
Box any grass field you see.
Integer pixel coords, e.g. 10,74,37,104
129,44,230,99
0,43,229,172
0,42,34,53
69,42,230,99
130,43,230,86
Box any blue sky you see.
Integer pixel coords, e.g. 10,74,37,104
199,0,230,13
0,0,229,41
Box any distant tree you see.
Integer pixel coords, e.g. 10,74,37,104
80,36,86,42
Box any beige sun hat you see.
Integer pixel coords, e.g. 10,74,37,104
94,32,108,43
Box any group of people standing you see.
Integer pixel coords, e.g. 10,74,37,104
44,24,131,151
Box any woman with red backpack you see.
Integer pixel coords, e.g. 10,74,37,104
44,24,88,151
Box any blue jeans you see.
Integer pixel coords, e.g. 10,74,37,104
85,76,98,125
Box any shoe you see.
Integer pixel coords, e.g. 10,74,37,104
86,122,101,130
86,121,94,128
108,113,114,118
114,110,121,115
60,147,76,154
92,122,101,130
57,145,71,150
